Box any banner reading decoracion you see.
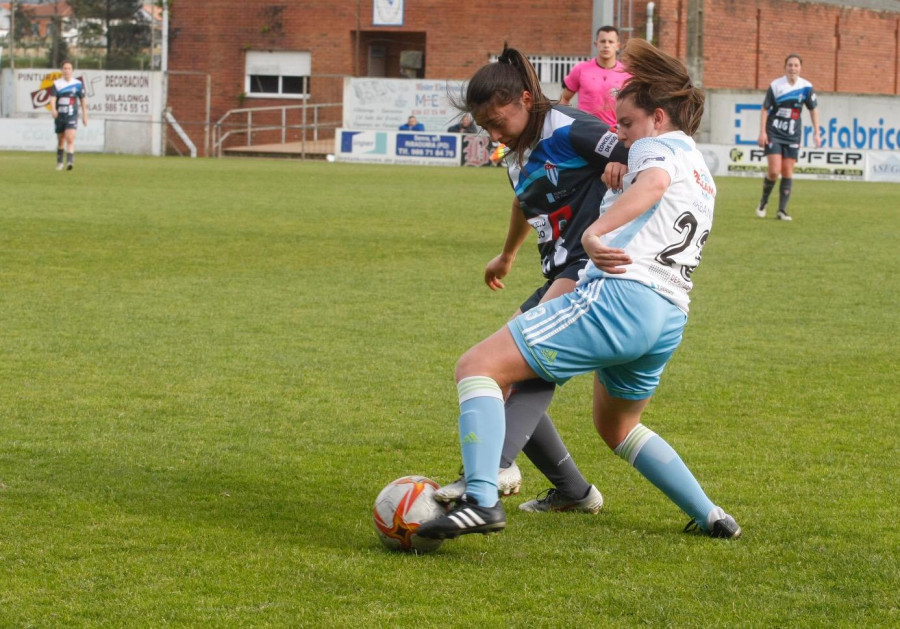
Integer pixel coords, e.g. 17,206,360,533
12,69,160,119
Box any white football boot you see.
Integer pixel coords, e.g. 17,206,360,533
518,485,604,514
434,462,522,503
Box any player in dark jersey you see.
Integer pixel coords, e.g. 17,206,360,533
419,40,739,543
49,60,88,171
430,45,630,520
755,54,820,221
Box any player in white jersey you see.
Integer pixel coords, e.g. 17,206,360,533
418,39,740,542
49,60,88,171
578,130,713,314
755,54,820,221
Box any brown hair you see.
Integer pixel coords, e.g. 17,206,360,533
784,53,803,66
457,45,553,165
618,38,705,136
596,25,619,38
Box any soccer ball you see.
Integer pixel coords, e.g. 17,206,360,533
373,475,447,553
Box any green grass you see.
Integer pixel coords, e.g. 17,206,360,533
1,152,897,626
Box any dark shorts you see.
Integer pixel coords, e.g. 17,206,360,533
519,259,589,313
764,140,799,160
55,116,78,135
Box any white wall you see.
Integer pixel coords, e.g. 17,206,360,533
0,68,163,155
702,89,900,152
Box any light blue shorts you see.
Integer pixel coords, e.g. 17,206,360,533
507,278,688,400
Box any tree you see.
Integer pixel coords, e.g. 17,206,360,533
46,0,72,68
12,2,35,43
68,0,142,61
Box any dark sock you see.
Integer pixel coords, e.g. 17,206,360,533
56,149,64,164
760,177,776,207
522,413,592,500
778,178,793,213
500,379,556,468
67,152,74,166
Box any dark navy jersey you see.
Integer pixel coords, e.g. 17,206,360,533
50,77,85,121
763,76,817,145
507,105,627,279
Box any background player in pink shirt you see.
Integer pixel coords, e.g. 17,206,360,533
560,26,631,129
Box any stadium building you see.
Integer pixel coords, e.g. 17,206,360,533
165,0,900,157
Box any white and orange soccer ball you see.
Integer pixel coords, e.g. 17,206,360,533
373,475,448,553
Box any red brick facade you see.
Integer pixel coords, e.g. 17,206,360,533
168,0,900,155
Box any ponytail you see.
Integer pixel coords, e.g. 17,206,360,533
619,39,705,136
456,45,553,165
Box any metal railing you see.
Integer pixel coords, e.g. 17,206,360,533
212,102,342,158
489,54,588,84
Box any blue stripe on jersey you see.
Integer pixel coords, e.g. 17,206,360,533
514,124,587,195
515,155,588,195
658,137,692,153
608,202,661,249
774,87,810,104
536,124,577,165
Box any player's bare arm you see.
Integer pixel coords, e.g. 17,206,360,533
582,167,670,273
758,109,769,147
485,197,531,291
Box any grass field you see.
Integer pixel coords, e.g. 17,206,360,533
1,151,897,626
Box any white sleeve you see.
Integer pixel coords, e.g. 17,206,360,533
627,138,679,181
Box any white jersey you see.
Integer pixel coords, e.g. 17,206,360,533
580,131,715,313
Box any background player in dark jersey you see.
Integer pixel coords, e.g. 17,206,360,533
49,60,88,171
756,54,820,221
432,45,629,517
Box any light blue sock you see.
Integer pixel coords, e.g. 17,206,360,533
457,376,505,507
615,424,716,529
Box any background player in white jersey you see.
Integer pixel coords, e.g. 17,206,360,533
434,46,630,514
418,38,740,542
756,54,820,221
49,60,88,171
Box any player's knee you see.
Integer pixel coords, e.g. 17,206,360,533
592,414,630,450
454,347,482,382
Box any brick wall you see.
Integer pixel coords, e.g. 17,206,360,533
694,0,900,93
167,0,900,155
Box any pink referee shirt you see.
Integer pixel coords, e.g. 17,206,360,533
563,59,631,128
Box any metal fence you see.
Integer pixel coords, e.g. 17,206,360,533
489,54,588,85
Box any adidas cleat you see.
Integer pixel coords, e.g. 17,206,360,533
684,507,742,539
518,485,604,514
415,495,506,540
434,462,522,503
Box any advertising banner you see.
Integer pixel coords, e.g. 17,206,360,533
342,78,465,132
12,68,160,120
336,129,461,166
0,117,105,151
461,134,505,167
706,90,900,153
866,151,900,183
698,144,866,181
